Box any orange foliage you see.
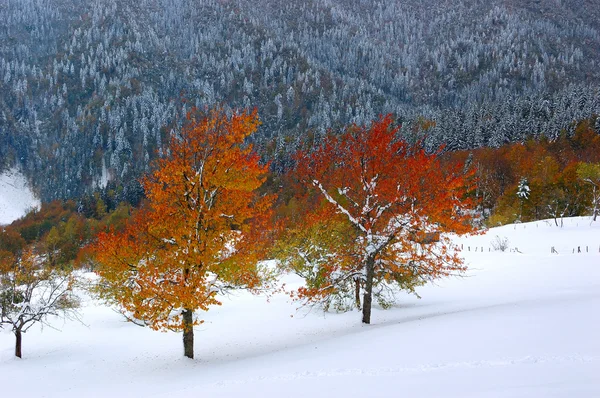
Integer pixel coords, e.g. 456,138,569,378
92,109,273,347
287,115,477,323
464,121,600,224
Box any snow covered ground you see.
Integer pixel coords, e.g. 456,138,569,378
1,218,599,397
0,168,40,225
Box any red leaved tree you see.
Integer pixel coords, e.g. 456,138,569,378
285,115,477,324
92,108,273,358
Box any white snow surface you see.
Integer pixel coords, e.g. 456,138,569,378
1,217,599,397
0,168,40,225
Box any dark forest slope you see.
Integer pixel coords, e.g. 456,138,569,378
0,0,599,201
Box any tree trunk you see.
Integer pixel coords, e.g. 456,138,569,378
593,187,598,222
15,329,22,358
182,309,194,359
354,278,361,310
361,256,375,324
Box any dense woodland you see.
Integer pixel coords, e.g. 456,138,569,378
1,0,600,201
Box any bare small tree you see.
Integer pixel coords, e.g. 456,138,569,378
0,248,81,358
577,163,600,222
491,235,510,252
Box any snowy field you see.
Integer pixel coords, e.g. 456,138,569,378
0,168,40,225
1,217,599,397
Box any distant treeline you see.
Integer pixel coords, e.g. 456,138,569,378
1,0,600,200
1,118,599,272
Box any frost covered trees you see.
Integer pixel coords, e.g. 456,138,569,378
517,178,530,200
0,248,80,358
280,115,477,324
92,109,273,359
516,177,530,222
2,0,600,201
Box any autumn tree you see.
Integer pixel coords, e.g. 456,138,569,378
275,209,363,312
543,162,588,227
92,109,273,359
285,115,477,324
577,162,600,221
0,247,80,358
0,228,26,255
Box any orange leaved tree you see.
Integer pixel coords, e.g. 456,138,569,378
288,115,477,324
93,109,273,358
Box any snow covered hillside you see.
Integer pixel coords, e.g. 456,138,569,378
1,218,599,397
0,168,40,225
